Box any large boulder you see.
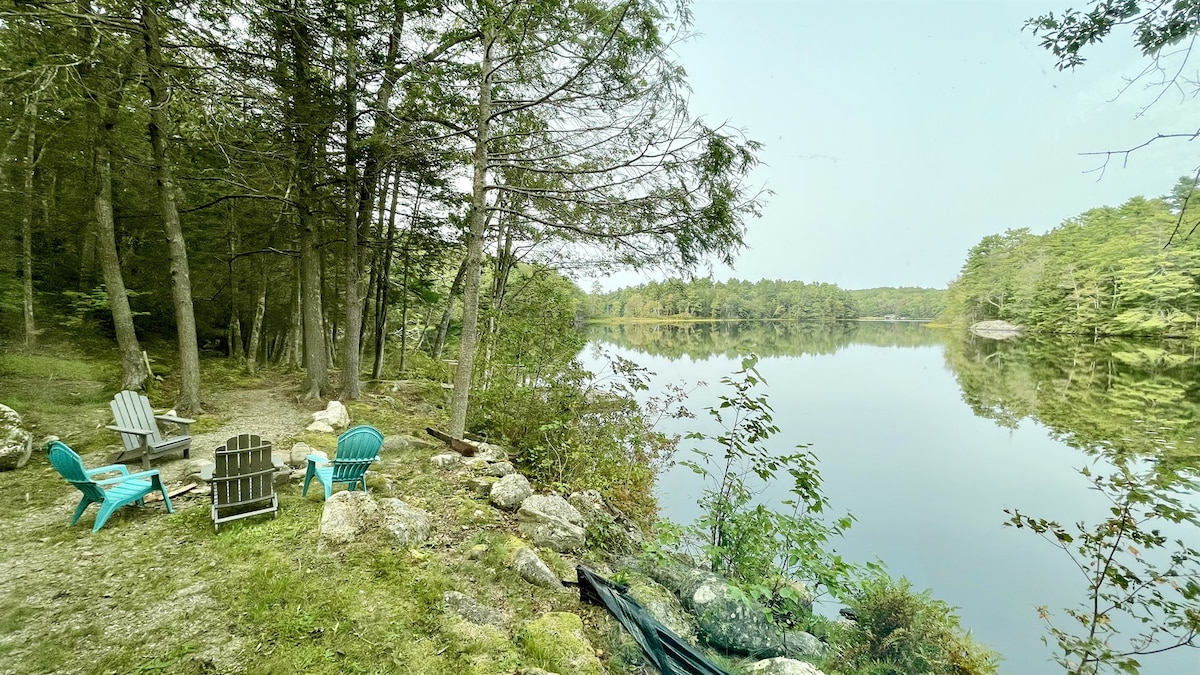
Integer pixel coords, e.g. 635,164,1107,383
518,613,603,675
511,546,563,590
626,575,698,644
309,400,350,430
970,320,1022,340
0,404,33,472
489,473,532,511
646,564,825,659
744,657,828,675
517,495,585,552
318,491,431,549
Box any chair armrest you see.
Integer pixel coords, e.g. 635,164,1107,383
96,469,160,485
305,453,331,465
86,464,130,477
107,425,152,436
155,414,195,425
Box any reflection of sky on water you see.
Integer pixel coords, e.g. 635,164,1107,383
579,325,1200,675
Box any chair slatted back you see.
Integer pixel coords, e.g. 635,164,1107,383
48,441,107,503
331,425,383,482
110,391,164,452
213,434,275,508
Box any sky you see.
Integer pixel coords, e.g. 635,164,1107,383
585,0,1200,291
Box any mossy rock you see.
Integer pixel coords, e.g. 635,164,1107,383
518,612,603,675
442,618,520,674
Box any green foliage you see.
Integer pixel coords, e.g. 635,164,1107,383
1005,462,1200,674
1026,1,1200,70
676,354,855,611
943,190,1200,340
588,277,859,321
829,574,999,675
848,287,946,319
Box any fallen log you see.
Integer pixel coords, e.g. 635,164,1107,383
425,427,477,456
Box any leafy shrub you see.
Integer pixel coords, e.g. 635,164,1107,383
829,574,998,675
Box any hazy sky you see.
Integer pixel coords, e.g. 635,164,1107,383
588,0,1199,291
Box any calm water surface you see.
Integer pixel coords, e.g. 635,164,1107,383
579,321,1200,675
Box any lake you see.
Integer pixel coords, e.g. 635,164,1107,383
578,321,1200,675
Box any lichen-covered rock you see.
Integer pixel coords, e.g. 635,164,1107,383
443,617,520,675
517,495,585,552
318,491,431,549
512,546,562,590
473,442,508,463
305,420,335,433
383,434,436,452
676,570,824,658
431,452,462,469
489,473,532,511
465,475,498,497
442,591,506,627
626,575,698,643
379,498,432,547
745,657,828,675
568,490,644,557
319,491,379,547
481,461,515,477
0,404,33,472
519,612,603,675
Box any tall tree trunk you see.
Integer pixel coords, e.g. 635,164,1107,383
226,202,243,360
143,5,201,413
449,31,493,438
433,257,467,360
340,3,362,399
247,263,268,373
372,170,401,379
21,100,37,349
96,121,149,390
398,184,422,375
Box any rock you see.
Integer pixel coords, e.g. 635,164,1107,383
512,546,562,590
39,435,59,450
481,461,515,477
272,468,292,488
489,473,532,511
466,544,489,560
662,569,823,659
626,575,698,644
462,457,489,471
288,442,312,467
517,495,586,552
309,450,329,462
319,491,378,547
474,442,508,462
465,476,498,497
0,404,33,471
970,319,1022,340
781,631,825,658
311,400,351,429
184,459,216,484
431,452,462,469
383,434,436,452
318,491,431,549
518,613,603,675
305,420,335,433
568,490,644,557
378,498,432,547
444,618,520,672
442,591,505,627
744,657,828,675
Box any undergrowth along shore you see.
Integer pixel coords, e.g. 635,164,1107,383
0,340,997,675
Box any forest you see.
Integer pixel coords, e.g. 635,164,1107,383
586,278,944,321
941,178,1200,340
0,0,761,437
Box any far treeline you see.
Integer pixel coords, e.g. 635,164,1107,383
942,177,1200,340
587,279,945,321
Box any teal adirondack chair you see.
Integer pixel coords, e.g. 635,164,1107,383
48,441,174,532
302,425,384,499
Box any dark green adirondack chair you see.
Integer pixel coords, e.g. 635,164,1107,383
302,425,384,499
48,441,174,532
